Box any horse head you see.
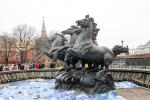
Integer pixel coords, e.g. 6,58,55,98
92,27,100,37
112,45,129,56
62,25,82,36
48,34,57,43
76,16,94,28
55,33,67,45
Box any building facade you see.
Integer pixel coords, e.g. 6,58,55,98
0,35,35,64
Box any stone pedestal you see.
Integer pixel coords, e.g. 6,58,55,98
55,68,115,94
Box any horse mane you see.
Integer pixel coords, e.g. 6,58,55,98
69,26,82,35
75,28,83,35
55,33,64,37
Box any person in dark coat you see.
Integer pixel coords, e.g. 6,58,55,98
18,64,24,70
41,63,45,69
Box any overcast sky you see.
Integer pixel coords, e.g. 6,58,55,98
0,0,150,49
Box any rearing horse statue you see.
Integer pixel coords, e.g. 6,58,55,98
66,16,129,69
36,33,67,60
56,25,82,65
49,33,67,53
62,25,82,47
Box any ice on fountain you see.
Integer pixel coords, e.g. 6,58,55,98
95,91,126,100
115,81,140,89
0,79,141,100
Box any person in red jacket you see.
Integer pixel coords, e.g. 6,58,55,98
35,62,41,69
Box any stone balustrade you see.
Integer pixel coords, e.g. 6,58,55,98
129,47,150,55
110,68,150,88
0,68,149,89
0,68,59,84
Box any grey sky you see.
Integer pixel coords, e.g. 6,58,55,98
0,0,150,49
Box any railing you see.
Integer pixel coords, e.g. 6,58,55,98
110,58,150,69
0,69,59,84
0,68,149,88
110,68,150,88
129,47,150,55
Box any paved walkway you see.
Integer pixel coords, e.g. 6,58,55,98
117,88,150,100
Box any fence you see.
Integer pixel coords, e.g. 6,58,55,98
110,58,150,69
0,68,149,88
129,47,150,55
0,69,59,84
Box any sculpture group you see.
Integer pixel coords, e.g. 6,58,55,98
40,15,129,93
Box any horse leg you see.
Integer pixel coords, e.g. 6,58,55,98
99,64,104,70
104,65,109,70
71,56,79,68
64,52,78,70
92,63,99,71
67,48,83,59
104,53,113,70
61,52,70,71
64,48,84,70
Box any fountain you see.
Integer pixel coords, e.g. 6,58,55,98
0,79,139,100
54,15,129,94
0,15,132,100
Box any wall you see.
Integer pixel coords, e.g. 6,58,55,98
0,68,149,89
0,69,59,84
110,68,150,88
110,58,150,69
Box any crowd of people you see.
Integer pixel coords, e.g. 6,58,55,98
0,59,59,72
0,59,63,71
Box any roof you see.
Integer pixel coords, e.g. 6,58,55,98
144,40,150,47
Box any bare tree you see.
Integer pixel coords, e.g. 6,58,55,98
34,36,49,51
12,24,36,63
34,30,58,52
1,32,13,64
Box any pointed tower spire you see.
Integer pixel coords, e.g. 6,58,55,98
41,16,46,34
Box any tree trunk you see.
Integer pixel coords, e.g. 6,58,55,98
21,51,24,63
5,56,8,65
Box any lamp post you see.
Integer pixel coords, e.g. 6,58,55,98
121,40,124,47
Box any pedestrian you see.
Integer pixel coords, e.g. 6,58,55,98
12,64,17,70
32,63,35,69
35,62,41,69
29,64,33,69
3,64,9,71
41,63,45,69
19,64,25,70
0,65,3,71
50,59,56,68
18,63,21,70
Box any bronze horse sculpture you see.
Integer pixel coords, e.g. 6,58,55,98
60,25,83,67
36,33,67,60
66,16,129,70
55,15,129,94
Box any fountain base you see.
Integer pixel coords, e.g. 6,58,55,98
55,68,115,94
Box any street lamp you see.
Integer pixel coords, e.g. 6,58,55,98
121,40,124,47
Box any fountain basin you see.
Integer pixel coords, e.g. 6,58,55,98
0,79,140,100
